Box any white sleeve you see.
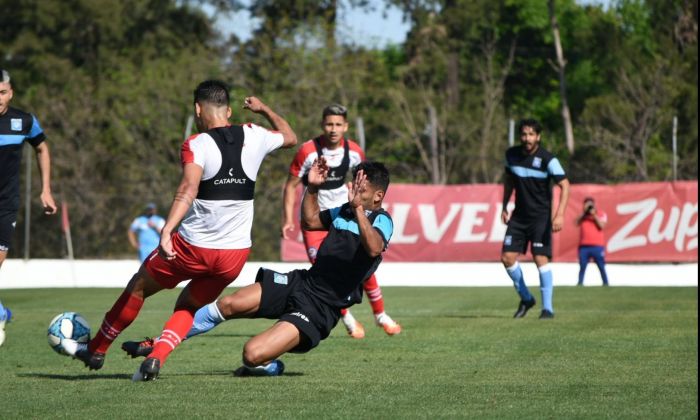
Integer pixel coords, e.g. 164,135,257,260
246,123,284,154
241,124,284,181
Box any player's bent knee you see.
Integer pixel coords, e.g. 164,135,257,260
217,295,248,318
242,341,268,366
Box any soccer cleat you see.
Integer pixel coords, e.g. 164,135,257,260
539,310,555,319
345,320,365,339
133,357,160,381
74,348,106,370
233,359,285,377
376,314,402,336
122,337,155,358
513,298,536,318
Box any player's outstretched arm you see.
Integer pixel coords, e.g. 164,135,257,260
243,96,297,148
301,158,328,231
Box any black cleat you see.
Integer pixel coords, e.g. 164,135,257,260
513,298,536,318
233,359,285,377
74,348,105,370
539,309,555,319
122,337,155,358
134,357,160,381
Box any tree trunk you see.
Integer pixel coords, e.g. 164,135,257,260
548,0,575,154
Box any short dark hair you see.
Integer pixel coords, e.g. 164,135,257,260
353,161,390,192
518,118,542,135
322,104,347,120
194,80,230,106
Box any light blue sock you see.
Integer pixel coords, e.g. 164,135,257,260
506,262,533,302
186,301,226,339
539,265,554,313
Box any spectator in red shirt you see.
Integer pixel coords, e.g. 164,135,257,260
576,197,609,286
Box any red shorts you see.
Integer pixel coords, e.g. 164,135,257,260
302,229,329,263
145,232,250,291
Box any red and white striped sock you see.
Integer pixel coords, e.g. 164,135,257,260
149,309,195,366
89,290,144,354
364,275,385,315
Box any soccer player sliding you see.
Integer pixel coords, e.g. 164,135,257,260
125,159,394,378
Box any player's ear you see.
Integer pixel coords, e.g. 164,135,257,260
194,102,202,118
374,189,385,204
226,106,232,119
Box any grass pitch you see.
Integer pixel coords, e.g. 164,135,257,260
0,286,697,419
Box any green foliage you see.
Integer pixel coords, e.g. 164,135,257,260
0,0,696,259
0,287,697,418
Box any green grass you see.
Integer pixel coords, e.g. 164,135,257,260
0,287,697,419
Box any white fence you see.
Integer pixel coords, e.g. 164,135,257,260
0,259,696,288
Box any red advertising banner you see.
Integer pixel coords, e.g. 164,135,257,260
281,181,698,263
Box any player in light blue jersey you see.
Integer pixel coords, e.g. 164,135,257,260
128,202,166,262
0,69,58,347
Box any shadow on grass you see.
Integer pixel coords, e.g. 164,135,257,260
17,373,132,381
18,370,304,381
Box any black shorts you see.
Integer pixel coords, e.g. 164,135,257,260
254,268,340,353
0,209,18,252
502,216,552,258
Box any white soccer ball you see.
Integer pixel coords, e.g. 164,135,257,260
47,312,91,355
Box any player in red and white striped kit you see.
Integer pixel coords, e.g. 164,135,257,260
281,104,400,338
69,80,297,380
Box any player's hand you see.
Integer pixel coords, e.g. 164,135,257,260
552,214,564,232
501,209,510,224
349,169,367,209
281,220,296,239
41,192,58,215
158,234,177,260
307,157,329,186
243,96,266,113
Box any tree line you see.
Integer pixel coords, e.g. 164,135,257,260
1,0,696,260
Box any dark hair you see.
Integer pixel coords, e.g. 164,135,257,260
0,69,10,84
353,161,390,192
194,80,230,106
517,118,542,135
322,104,347,120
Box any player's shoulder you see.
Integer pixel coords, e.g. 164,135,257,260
346,139,363,152
535,146,557,161
374,207,392,220
183,131,214,145
240,122,278,135
1,107,33,123
298,138,320,155
504,146,523,161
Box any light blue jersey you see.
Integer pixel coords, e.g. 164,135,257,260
130,215,166,262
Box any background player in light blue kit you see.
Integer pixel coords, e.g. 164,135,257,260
128,202,165,262
500,118,569,319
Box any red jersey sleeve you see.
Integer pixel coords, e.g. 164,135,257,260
289,140,318,177
181,133,200,166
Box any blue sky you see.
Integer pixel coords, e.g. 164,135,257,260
210,0,612,48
